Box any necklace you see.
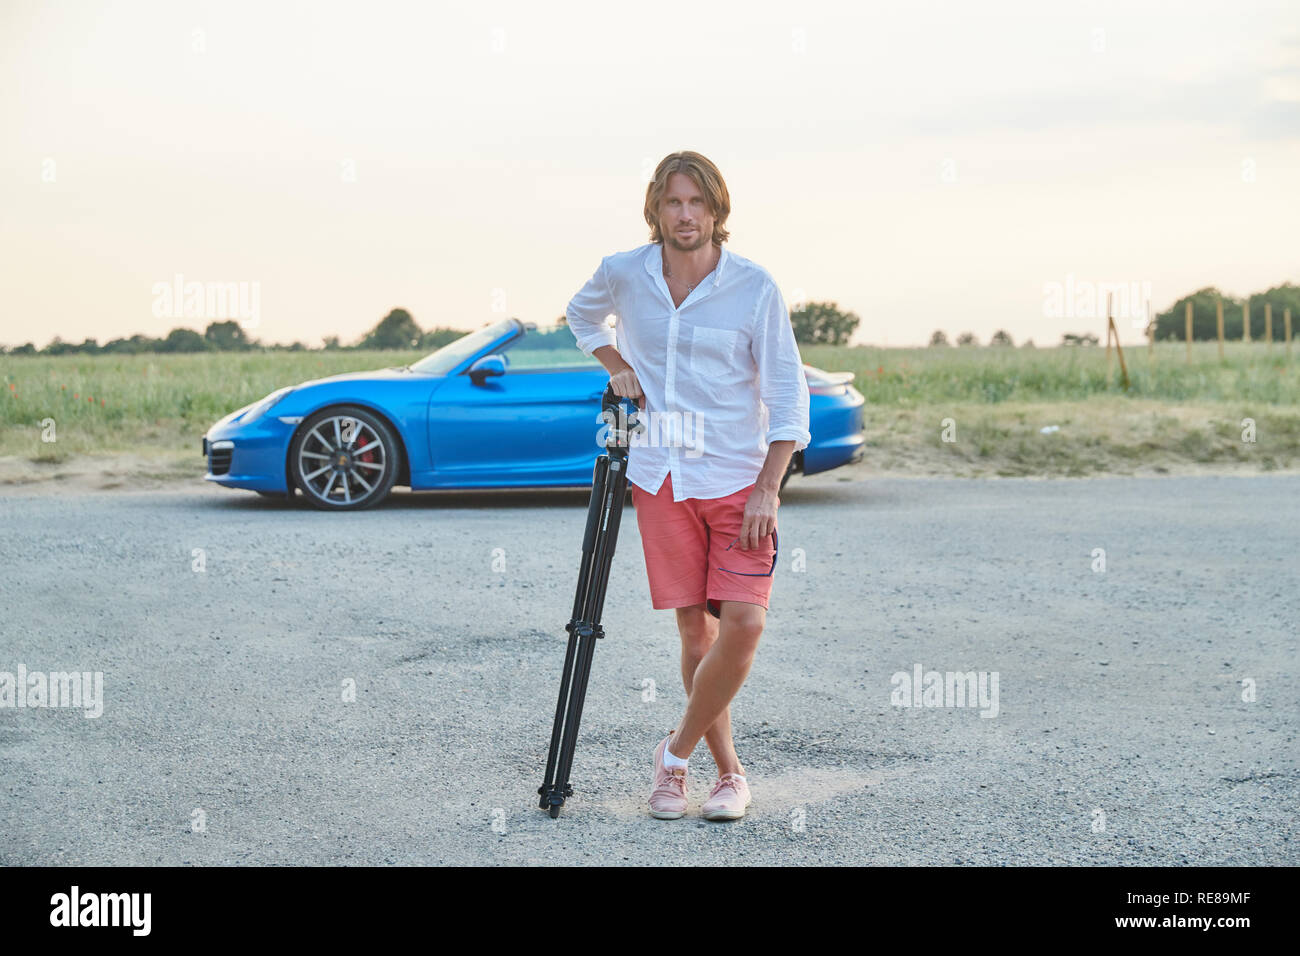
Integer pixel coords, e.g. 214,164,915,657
662,248,718,293
663,265,698,294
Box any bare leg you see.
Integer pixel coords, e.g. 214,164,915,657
673,604,743,776
667,600,765,772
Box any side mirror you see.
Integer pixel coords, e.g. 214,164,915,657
468,354,507,385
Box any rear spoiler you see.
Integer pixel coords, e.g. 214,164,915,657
803,364,856,386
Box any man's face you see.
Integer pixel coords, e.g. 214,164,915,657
658,171,714,252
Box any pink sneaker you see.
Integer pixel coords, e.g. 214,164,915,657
701,773,751,821
649,735,688,819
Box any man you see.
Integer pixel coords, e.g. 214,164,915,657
564,150,811,821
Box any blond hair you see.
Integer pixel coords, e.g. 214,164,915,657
643,151,731,245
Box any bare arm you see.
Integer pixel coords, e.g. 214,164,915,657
738,440,793,550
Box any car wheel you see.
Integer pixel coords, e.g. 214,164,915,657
289,405,399,511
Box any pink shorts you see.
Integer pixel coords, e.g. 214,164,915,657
629,471,777,618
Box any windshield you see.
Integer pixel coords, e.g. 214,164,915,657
408,319,517,374
497,323,603,368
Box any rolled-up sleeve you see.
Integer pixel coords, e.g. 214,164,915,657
565,257,619,357
751,281,811,452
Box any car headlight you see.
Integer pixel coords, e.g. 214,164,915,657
242,387,294,422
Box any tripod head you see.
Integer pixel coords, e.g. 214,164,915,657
601,383,644,455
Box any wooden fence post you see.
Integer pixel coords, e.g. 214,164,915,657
1243,297,1251,343
1105,292,1114,377
1109,314,1130,390
1185,301,1193,363
1286,308,1293,361
1147,298,1154,360
1265,302,1273,349
1216,299,1225,359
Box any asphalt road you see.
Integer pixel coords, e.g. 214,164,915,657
1,472,1296,866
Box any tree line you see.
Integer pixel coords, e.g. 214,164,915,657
4,282,1295,355
1150,283,1300,341
1,310,466,356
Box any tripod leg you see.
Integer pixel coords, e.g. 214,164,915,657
549,457,629,813
551,624,599,812
539,456,610,813
538,628,580,811
587,459,629,626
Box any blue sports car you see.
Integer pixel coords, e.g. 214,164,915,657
202,318,865,510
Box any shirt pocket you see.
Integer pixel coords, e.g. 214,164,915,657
689,325,739,376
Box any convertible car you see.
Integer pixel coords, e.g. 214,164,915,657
202,318,865,510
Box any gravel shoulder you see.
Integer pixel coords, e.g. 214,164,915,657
3,449,1299,498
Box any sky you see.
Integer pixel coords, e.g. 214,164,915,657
2,0,1297,349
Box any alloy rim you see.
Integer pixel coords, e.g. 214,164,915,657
297,416,386,506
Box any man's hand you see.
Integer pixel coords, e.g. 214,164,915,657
738,484,779,551
608,365,645,410
593,346,645,410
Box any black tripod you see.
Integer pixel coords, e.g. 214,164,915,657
538,383,642,818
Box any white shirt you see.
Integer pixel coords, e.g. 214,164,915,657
565,241,811,502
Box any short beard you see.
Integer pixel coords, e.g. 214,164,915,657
664,228,710,253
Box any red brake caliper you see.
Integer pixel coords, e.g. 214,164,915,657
356,435,374,467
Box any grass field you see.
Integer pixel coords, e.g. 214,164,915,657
796,341,1300,476
2,341,1298,485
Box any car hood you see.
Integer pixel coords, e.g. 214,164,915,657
295,367,435,389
